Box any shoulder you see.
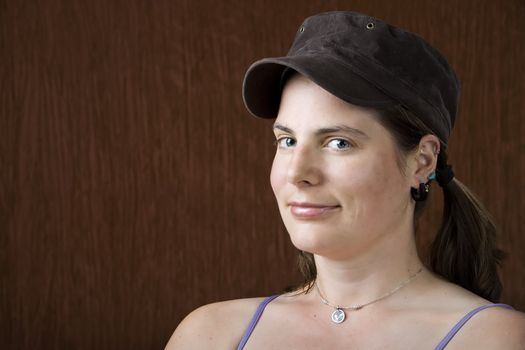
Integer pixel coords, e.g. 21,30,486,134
449,304,525,349
164,297,268,350
415,273,525,348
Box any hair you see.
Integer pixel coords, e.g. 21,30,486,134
285,104,505,302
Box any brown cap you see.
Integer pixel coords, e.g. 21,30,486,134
242,11,460,144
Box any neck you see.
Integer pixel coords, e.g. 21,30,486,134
312,228,424,307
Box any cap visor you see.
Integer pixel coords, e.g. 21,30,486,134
242,55,395,118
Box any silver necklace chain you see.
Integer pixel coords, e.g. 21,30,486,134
314,267,424,323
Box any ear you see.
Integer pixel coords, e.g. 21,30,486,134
408,134,440,188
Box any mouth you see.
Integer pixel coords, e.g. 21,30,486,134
288,202,341,219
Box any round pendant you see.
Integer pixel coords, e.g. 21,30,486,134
331,308,346,324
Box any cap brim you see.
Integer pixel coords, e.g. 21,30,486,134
242,55,395,118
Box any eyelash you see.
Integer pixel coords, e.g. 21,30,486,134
274,137,354,151
275,137,296,148
326,138,353,150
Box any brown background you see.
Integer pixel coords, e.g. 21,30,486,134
1,0,524,349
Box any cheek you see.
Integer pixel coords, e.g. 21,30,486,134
270,156,286,196
334,151,406,203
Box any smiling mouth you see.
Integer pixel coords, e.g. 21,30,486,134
288,202,341,219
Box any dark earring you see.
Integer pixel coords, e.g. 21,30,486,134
410,182,429,202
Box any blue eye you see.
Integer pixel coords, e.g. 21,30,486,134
276,137,296,148
327,138,352,150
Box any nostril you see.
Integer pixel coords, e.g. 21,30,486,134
296,179,313,186
287,165,321,187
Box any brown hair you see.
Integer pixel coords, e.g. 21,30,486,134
287,105,505,302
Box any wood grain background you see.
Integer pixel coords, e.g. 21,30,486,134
1,0,524,348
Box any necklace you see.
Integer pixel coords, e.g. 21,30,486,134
314,267,423,324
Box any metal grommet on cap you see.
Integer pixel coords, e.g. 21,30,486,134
299,26,305,33
366,22,375,29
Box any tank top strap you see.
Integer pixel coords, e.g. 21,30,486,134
434,303,514,350
236,295,279,350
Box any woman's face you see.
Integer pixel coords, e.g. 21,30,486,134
270,74,415,260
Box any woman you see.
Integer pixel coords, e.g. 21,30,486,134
167,11,525,349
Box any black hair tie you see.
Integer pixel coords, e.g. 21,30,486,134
436,165,454,187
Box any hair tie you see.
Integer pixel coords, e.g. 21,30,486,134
435,165,454,187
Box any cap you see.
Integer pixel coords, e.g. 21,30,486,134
242,11,460,144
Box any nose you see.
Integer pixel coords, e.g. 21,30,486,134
286,145,322,187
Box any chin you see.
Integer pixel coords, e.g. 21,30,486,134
285,224,338,255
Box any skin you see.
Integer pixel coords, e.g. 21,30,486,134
166,74,525,349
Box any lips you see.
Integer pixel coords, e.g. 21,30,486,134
288,202,341,219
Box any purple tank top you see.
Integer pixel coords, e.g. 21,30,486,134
236,295,513,350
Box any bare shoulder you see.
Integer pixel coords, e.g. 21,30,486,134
418,273,525,349
430,278,525,348
450,305,525,349
164,297,266,350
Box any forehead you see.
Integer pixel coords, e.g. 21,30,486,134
275,74,381,131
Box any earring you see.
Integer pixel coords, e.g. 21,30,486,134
411,182,430,202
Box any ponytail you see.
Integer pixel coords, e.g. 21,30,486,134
430,154,505,301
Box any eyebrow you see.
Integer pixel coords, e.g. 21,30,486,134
272,123,369,139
